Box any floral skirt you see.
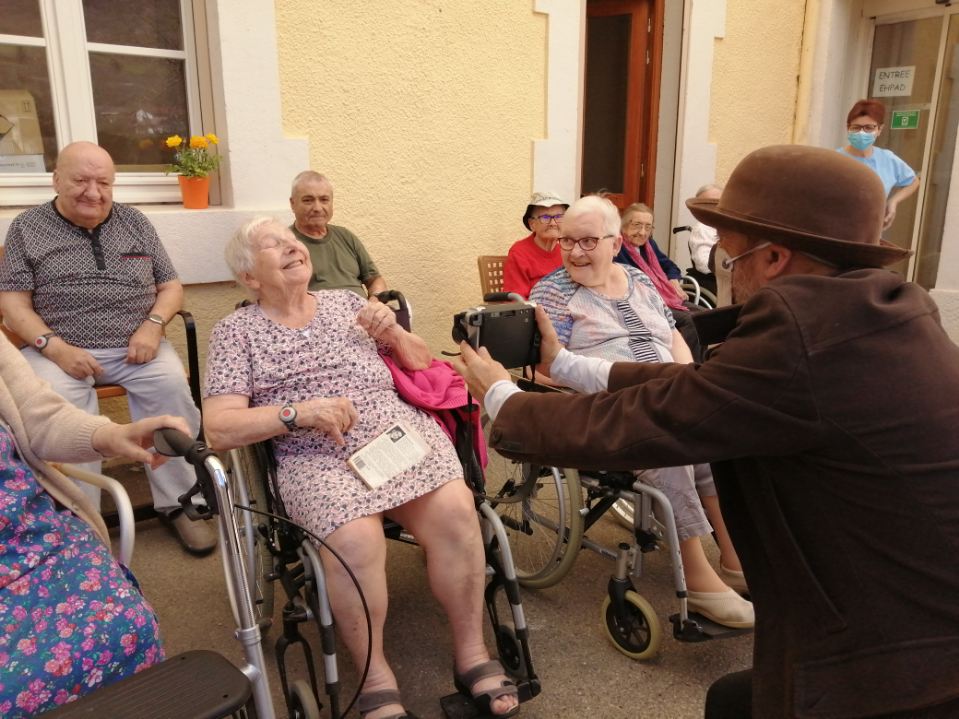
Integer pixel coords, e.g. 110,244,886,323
0,426,163,717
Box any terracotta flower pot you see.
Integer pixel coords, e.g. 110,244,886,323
178,175,210,209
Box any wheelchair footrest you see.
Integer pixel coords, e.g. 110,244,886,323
38,650,252,719
669,612,753,643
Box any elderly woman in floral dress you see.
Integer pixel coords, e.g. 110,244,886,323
202,218,519,719
0,334,191,717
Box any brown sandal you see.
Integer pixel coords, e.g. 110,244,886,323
358,689,418,719
453,659,520,718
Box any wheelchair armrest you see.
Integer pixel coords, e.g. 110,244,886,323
53,463,135,566
173,310,202,410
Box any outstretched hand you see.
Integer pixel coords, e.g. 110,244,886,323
91,415,192,469
451,342,510,402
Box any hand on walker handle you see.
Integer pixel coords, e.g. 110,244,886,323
92,414,193,469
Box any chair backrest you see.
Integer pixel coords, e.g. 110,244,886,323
477,255,507,297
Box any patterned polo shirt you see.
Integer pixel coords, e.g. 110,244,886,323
530,264,676,364
0,201,178,348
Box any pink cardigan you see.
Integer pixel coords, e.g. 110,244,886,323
380,355,487,468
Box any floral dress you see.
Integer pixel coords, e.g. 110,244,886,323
204,290,462,540
0,425,162,717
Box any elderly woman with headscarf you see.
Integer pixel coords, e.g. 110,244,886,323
202,218,519,719
529,196,752,629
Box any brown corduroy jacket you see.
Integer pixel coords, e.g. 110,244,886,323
491,269,959,718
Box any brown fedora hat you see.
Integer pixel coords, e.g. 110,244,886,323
686,144,910,268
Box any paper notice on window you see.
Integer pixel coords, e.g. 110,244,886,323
348,420,431,490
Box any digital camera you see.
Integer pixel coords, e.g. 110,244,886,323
452,300,541,369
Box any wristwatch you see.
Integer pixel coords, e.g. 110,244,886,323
146,313,166,326
34,332,56,352
279,404,298,431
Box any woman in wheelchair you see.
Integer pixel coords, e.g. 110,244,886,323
529,195,753,629
615,202,703,360
203,218,520,719
0,333,192,716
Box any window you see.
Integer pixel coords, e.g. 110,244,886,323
0,0,209,206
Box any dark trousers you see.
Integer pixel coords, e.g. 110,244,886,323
704,669,959,718
704,670,751,719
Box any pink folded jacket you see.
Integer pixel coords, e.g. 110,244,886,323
380,355,488,468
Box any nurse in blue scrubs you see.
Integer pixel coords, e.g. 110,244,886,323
837,98,920,229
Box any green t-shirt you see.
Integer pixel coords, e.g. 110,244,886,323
290,224,380,297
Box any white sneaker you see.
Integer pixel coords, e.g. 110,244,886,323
687,588,754,628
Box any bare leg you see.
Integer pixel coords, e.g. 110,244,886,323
390,479,518,717
680,536,729,592
702,494,742,572
319,514,403,719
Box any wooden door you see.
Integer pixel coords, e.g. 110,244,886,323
582,0,664,210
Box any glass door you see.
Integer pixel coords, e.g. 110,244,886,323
869,11,959,287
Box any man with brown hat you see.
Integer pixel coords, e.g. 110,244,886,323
454,145,959,718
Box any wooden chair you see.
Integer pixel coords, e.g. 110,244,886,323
477,255,507,297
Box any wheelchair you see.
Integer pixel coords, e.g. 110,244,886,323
672,225,718,309
217,290,538,718
480,378,749,661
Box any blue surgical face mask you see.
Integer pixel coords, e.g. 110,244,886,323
848,131,877,151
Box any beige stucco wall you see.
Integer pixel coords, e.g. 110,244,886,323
709,0,808,182
274,2,547,353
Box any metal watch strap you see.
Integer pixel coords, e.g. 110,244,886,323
146,313,166,326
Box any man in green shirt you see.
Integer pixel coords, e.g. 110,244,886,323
289,171,388,297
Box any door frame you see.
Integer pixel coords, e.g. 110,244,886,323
583,0,665,209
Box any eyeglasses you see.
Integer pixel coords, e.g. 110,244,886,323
720,241,771,270
558,234,614,251
626,222,653,232
848,123,879,133
533,213,565,224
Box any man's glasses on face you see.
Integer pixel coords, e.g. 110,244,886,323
848,123,878,133
533,213,565,224
557,234,614,251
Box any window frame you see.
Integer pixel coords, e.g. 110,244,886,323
0,0,213,207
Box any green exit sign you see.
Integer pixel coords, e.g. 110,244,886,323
891,109,920,129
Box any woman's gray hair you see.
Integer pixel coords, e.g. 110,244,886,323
225,216,282,279
696,183,723,197
565,195,622,237
621,202,653,227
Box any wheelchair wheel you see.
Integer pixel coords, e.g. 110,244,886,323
482,413,585,589
289,678,322,719
225,446,275,632
602,590,662,660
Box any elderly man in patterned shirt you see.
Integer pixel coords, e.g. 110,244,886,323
0,141,214,555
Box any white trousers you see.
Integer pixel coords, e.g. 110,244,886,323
22,341,202,512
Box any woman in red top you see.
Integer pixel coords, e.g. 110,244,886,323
502,192,568,298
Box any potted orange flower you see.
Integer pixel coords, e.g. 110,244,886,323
165,133,221,209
